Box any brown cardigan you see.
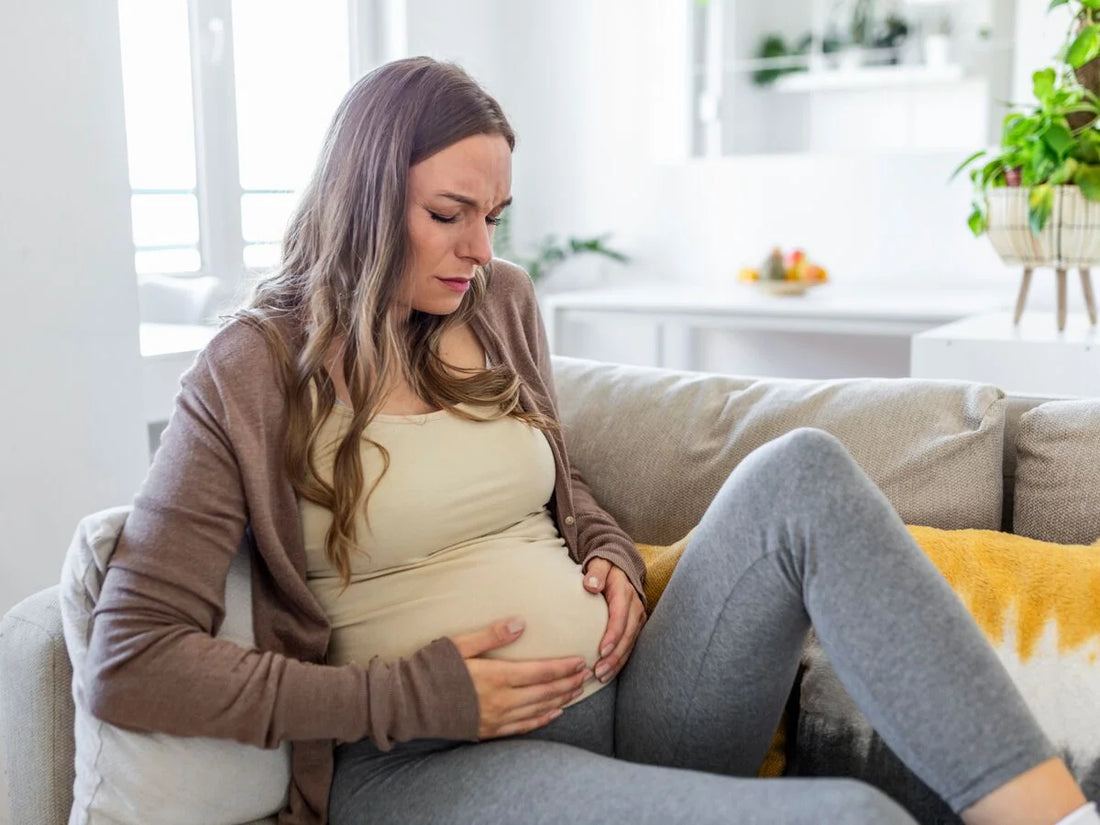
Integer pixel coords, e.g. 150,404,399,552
85,260,646,825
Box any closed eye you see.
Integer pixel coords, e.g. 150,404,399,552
429,209,504,227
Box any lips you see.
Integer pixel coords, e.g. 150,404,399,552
438,277,472,293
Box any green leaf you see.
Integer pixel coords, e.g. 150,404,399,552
1050,88,1081,111
1028,184,1055,234
1066,24,1100,69
1005,114,1040,145
1027,139,1059,182
1042,122,1076,158
967,203,988,236
1075,130,1100,162
1048,0,1070,9
980,157,1007,188
1033,68,1057,105
1076,164,1100,200
949,150,986,180
1050,157,1079,185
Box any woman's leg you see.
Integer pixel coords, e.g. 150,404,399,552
616,427,1075,820
329,692,917,825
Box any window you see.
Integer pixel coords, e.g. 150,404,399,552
117,0,361,304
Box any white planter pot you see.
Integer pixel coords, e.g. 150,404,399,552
986,187,1058,266
986,186,1100,267
1059,186,1100,266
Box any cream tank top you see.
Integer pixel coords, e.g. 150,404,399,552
300,375,610,705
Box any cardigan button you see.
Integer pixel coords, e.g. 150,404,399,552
564,515,575,525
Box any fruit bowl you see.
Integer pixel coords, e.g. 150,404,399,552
738,248,828,297
753,280,818,296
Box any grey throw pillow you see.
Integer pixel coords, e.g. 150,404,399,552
1013,399,1100,544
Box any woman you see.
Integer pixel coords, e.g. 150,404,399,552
87,57,1097,825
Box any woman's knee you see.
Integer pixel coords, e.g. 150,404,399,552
723,427,858,504
764,427,851,467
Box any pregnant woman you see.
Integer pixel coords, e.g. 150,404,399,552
86,57,1097,825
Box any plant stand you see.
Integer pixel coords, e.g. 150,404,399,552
1013,266,1098,332
987,187,1100,332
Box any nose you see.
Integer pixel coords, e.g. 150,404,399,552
461,219,494,267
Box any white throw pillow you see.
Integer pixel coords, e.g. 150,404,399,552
59,506,291,825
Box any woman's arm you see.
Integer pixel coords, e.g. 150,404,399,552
85,324,479,751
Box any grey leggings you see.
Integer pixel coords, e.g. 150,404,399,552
330,429,1054,825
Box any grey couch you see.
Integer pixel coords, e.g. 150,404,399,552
4,355,1099,825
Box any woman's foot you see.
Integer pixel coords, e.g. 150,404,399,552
961,758,1091,825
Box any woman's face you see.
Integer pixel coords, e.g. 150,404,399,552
402,133,513,316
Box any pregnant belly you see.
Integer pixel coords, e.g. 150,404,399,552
315,540,610,701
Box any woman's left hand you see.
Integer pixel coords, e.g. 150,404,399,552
583,559,646,683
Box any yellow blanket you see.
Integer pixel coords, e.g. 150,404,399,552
634,525,1100,777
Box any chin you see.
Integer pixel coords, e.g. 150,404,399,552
413,297,465,316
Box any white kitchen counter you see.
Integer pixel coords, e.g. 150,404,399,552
911,312,1100,398
540,284,1010,373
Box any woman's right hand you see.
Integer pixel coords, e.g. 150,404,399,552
451,617,592,740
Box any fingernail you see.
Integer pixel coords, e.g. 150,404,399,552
595,665,610,681
587,576,599,588
548,708,563,720
574,661,586,673
600,643,614,657
506,618,525,634
572,688,584,699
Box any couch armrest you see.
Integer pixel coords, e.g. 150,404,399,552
0,586,75,825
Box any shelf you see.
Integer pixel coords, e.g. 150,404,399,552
771,63,965,93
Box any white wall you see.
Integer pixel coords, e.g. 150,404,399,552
1013,0,1075,104
405,0,1073,314
0,0,147,617
405,0,505,96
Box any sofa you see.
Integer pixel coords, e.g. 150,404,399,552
3,354,1099,825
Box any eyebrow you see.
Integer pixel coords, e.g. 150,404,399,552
436,192,513,211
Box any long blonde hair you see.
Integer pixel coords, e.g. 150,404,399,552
235,58,558,586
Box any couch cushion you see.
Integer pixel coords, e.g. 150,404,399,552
551,357,1007,545
1013,399,1100,544
0,586,75,825
1000,395,1047,533
60,507,289,825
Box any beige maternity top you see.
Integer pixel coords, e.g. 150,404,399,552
300,396,610,706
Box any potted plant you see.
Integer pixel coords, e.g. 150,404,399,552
751,32,812,86
954,0,1100,329
849,0,874,50
493,211,629,285
922,15,952,68
872,13,910,65
835,0,874,70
